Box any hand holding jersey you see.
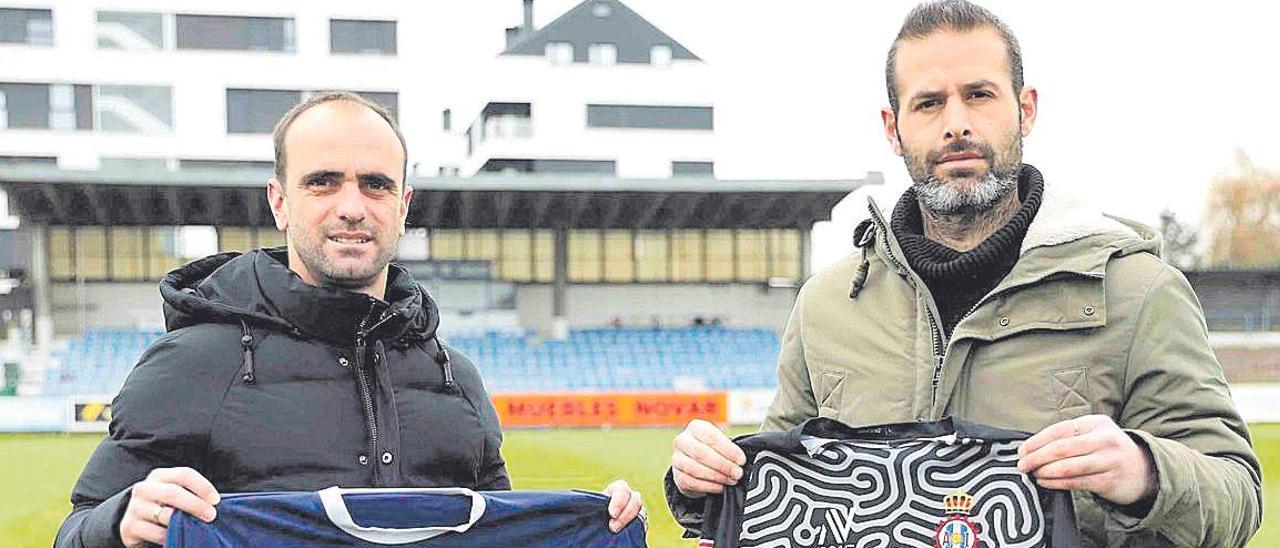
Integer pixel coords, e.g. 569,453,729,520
118,468,220,547
1018,414,1157,506
671,419,745,498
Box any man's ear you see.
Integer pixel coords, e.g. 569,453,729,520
267,178,289,232
1019,86,1038,137
881,107,903,157
399,184,414,236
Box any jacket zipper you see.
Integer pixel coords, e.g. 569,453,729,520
353,303,399,486
868,203,949,409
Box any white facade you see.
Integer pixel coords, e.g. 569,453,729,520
451,54,714,178
0,0,712,179
0,1,428,170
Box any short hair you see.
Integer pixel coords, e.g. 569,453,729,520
271,91,408,183
885,0,1023,114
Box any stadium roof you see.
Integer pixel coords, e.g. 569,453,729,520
0,166,881,230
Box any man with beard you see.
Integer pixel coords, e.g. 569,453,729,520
56,92,644,548
664,1,1260,546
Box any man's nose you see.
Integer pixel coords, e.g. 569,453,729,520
941,100,973,142
333,182,368,223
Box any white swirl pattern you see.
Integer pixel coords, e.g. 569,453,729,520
738,439,1046,548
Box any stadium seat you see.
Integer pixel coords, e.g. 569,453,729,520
41,326,780,396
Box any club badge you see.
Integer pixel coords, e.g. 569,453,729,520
934,491,982,548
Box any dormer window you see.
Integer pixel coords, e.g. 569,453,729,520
588,43,616,66
650,44,672,66
545,42,573,65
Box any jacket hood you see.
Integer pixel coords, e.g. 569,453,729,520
159,247,441,345
1020,176,1160,259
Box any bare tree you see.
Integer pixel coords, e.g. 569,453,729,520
1159,209,1200,270
1201,150,1280,267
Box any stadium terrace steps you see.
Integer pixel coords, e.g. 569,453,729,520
449,327,781,393
38,327,782,397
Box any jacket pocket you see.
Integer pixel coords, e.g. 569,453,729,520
818,371,845,420
1051,367,1092,422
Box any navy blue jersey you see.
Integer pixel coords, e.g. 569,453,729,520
166,487,647,547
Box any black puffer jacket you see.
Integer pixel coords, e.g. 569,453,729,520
55,248,509,548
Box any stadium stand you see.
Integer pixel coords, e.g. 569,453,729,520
37,326,781,397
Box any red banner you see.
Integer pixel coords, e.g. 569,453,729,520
493,391,728,428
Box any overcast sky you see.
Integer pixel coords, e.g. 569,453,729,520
424,0,1279,268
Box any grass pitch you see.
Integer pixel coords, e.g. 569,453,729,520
3,424,1278,547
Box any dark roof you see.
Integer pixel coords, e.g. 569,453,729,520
503,0,700,63
0,166,880,230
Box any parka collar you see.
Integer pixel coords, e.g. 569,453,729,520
161,247,440,346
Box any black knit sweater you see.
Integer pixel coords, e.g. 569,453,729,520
890,164,1045,335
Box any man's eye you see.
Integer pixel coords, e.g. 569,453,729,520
969,91,994,100
366,180,391,191
916,99,941,111
306,179,333,187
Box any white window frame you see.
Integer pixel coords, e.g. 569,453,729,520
545,42,573,65
588,43,616,66
650,44,672,67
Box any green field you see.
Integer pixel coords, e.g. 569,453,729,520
3,425,1278,547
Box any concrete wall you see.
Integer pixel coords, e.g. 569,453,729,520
517,283,797,335
50,282,164,335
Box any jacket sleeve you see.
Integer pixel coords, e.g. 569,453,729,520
472,387,511,491
55,331,230,548
1109,265,1262,547
448,345,510,491
762,286,817,432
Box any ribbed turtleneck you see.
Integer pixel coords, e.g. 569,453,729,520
890,163,1045,335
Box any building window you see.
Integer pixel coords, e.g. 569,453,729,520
0,8,53,46
226,89,301,133
96,11,164,51
603,230,634,282
97,85,173,134
672,161,714,177
650,44,672,66
671,231,704,282
588,43,616,66
635,231,668,282
330,19,396,55
568,231,603,282
591,2,613,17
587,104,713,130
479,158,615,175
178,159,272,171
355,91,399,120
0,155,56,166
0,83,92,130
176,14,294,52
100,157,169,171
441,109,451,131
735,230,768,282
768,229,802,280
705,230,735,282
545,41,573,65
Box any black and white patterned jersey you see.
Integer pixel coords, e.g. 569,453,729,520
696,417,1080,548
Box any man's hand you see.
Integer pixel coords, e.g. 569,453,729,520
1018,414,1156,506
119,467,220,547
602,479,644,534
671,419,746,498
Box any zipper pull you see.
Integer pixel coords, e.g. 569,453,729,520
931,354,944,388
354,332,367,369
